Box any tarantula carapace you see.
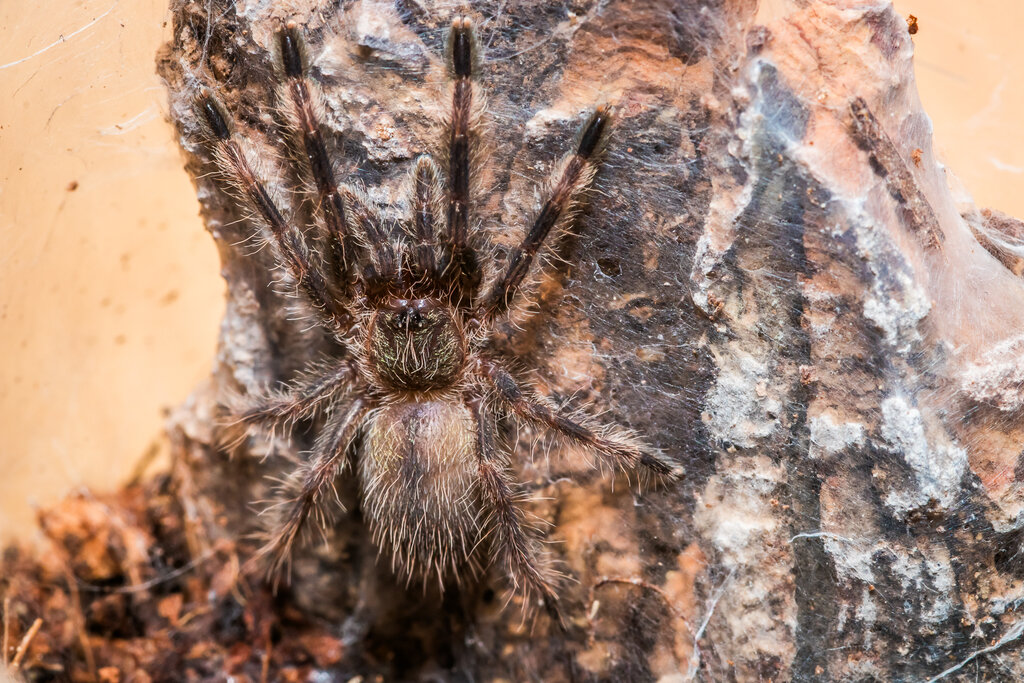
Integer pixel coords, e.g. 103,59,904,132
197,16,675,616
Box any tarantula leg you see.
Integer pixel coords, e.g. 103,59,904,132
276,23,359,297
252,398,370,583
197,94,349,332
469,398,562,622
408,156,444,287
476,358,676,477
338,186,400,298
482,107,611,319
234,359,357,431
442,16,482,301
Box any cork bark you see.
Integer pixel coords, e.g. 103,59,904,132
5,1,1024,681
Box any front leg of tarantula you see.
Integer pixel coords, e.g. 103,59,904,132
252,397,373,581
275,23,361,299
441,16,484,302
468,397,562,622
198,23,371,332
480,105,612,319
477,358,676,477
198,94,350,333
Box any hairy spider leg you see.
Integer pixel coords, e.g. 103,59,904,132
277,23,361,299
254,398,371,582
198,95,350,332
483,106,611,319
478,358,675,476
469,397,562,621
408,156,446,291
442,16,483,303
338,186,402,300
236,359,358,431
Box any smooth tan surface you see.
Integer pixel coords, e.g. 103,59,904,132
0,1,222,541
893,0,1024,212
0,1,1021,541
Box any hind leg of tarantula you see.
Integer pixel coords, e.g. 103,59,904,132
253,397,372,581
233,359,358,435
477,358,677,477
468,398,561,621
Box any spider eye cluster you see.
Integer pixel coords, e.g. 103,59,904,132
389,299,428,331
367,299,466,391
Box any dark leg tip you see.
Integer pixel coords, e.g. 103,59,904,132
577,106,611,159
640,451,676,477
279,24,304,79
542,593,566,632
199,95,231,140
450,16,474,78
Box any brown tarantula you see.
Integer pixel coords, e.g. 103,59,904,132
197,16,674,616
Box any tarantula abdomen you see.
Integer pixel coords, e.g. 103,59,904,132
362,400,481,588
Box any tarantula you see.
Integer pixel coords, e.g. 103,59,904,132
196,16,674,616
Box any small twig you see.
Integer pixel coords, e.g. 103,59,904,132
177,605,212,628
261,648,271,683
3,595,10,666
591,576,690,627
790,531,862,545
64,564,97,682
586,574,695,660
72,549,216,594
10,617,42,670
170,427,212,563
847,97,945,252
126,439,163,488
260,618,272,683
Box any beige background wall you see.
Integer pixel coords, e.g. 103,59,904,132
0,1,222,541
0,1,1020,541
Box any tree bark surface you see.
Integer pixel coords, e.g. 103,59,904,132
5,1,1024,681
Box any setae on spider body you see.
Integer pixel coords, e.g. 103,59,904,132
197,17,674,616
